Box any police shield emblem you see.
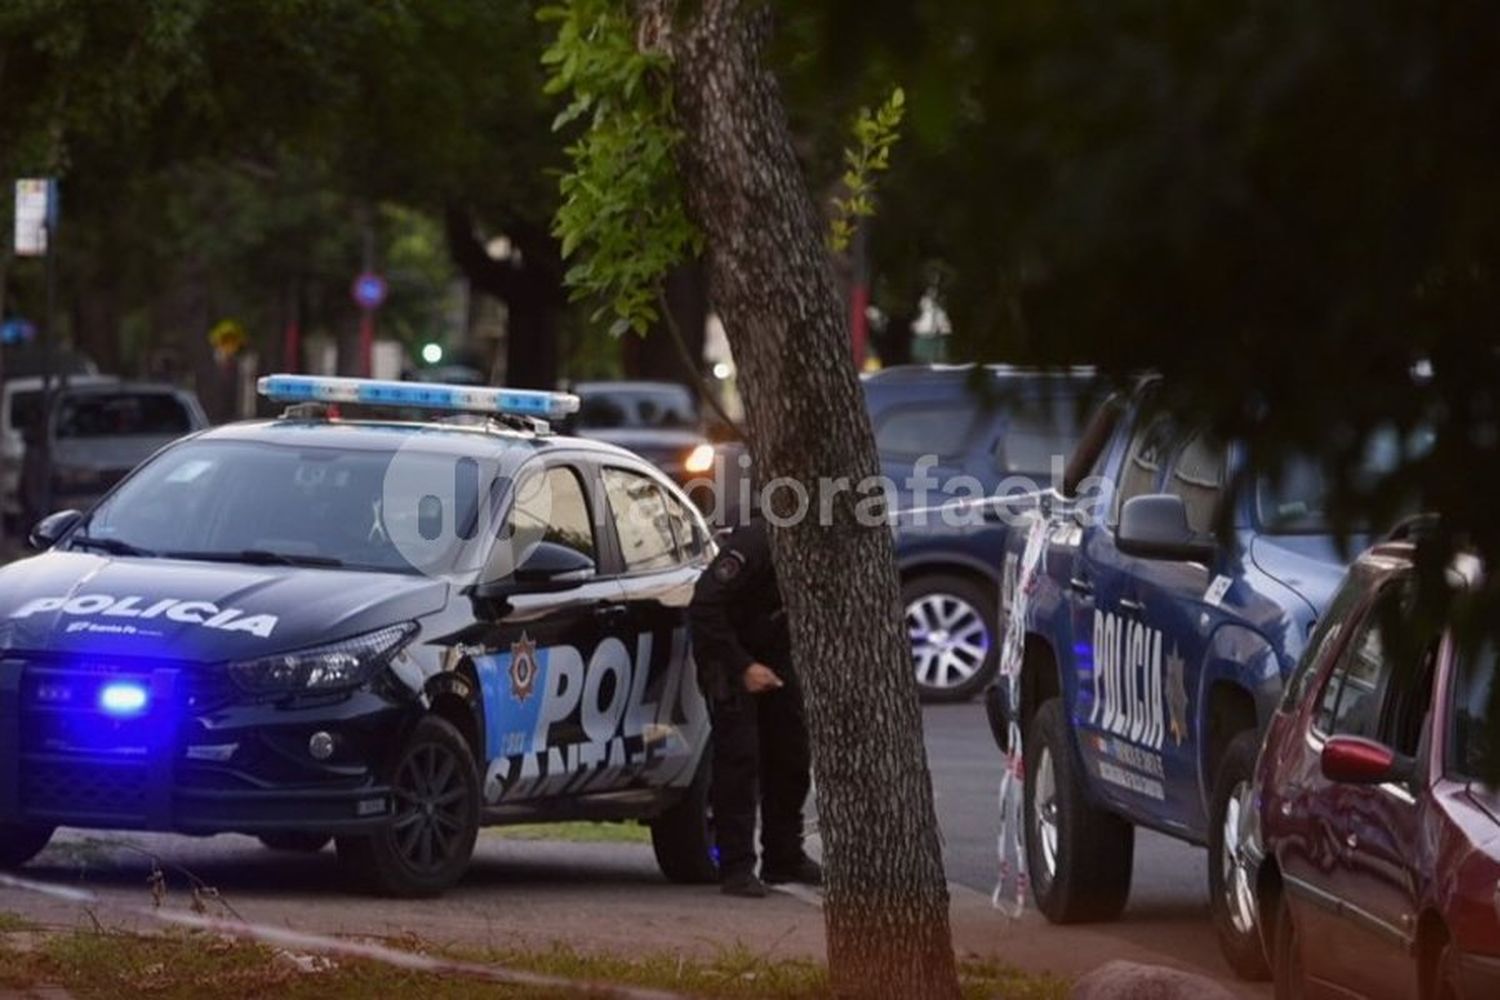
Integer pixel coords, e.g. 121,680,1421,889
510,633,539,704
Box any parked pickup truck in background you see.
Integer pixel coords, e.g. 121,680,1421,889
992,381,1418,979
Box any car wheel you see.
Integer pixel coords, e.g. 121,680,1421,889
1272,892,1306,1000
1209,730,1271,980
1024,698,1134,922
903,574,998,702
337,715,480,897
649,752,718,884
0,822,54,869
258,832,332,854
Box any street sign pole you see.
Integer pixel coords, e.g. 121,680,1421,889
351,272,387,378
12,179,60,522
38,215,58,518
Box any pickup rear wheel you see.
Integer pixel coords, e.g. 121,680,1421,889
1209,730,1271,980
1024,698,1134,922
903,574,998,702
0,822,54,869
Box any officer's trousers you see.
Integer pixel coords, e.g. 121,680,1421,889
708,671,811,876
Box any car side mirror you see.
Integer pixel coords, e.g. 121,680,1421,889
1115,494,1217,563
1321,736,1415,786
472,541,595,598
29,509,82,551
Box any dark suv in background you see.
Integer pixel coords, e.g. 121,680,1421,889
866,365,1096,701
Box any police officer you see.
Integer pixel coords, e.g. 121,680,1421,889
689,518,822,898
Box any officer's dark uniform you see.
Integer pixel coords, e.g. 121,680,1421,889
689,519,818,894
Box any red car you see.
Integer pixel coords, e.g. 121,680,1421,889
1250,539,1500,999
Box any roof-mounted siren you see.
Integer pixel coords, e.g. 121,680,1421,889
256,375,580,431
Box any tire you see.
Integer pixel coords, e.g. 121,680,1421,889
337,715,480,897
0,823,54,869
258,832,332,854
650,751,718,884
1209,730,1271,980
903,574,999,702
1272,891,1306,1000
1024,698,1134,922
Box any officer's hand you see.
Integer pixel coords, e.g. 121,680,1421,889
742,663,784,693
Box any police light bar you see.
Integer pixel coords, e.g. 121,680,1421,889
256,375,580,421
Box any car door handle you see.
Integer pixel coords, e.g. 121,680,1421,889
1118,597,1145,613
1068,576,1093,596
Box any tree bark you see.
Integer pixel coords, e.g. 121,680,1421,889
640,2,960,996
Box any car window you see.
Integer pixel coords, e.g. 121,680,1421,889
1114,412,1175,519
57,392,191,438
1165,431,1228,535
873,403,978,460
1282,574,1367,711
994,403,1084,475
1379,636,1438,759
663,492,708,561
504,466,597,562
603,468,678,572
1449,642,1497,781
1257,424,1434,534
1316,586,1403,739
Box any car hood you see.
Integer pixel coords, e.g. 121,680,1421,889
1248,532,1359,618
0,551,448,662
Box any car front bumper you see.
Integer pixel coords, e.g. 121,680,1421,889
0,656,404,836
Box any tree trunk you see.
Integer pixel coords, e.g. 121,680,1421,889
642,3,960,996
444,206,564,389
624,259,709,395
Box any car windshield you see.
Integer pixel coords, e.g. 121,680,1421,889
80,438,514,576
58,392,191,439
577,386,697,430
1000,398,1087,475
1256,425,1434,534
1450,641,1498,782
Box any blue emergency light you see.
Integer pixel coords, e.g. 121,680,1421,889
99,681,149,717
256,375,580,421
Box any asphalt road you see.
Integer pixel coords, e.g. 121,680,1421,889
923,701,1262,990
0,700,1263,993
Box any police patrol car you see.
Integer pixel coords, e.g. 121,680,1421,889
0,376,717,896
994,385,1420,978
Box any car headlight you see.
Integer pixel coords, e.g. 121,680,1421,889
684,443,715,474
228,624,415,695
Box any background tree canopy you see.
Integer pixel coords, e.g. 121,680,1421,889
4,0,1499,634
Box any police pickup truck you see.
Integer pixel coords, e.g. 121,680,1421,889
0,376,716,897
994,386,1389,978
